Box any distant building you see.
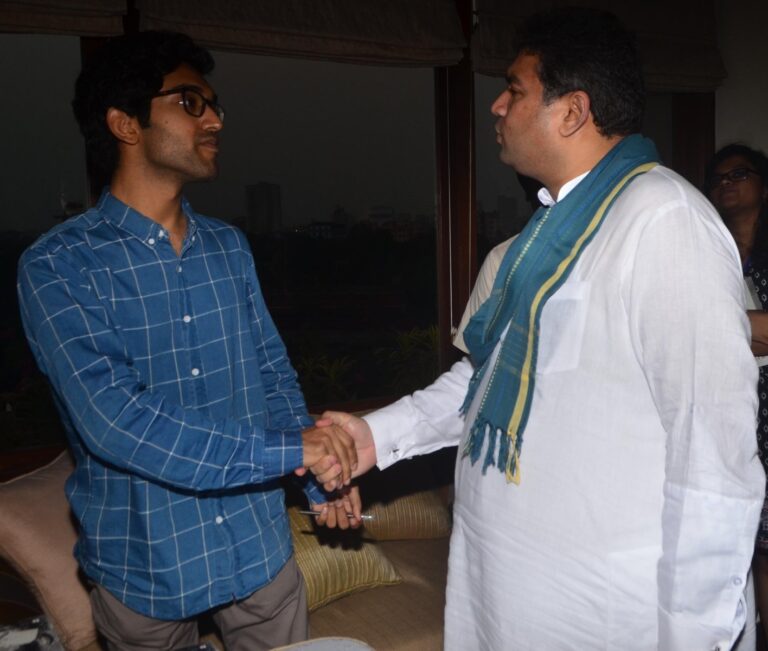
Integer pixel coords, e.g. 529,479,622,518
368,205,395,223
306,221,347,240
330,205,355,226
245,182,282,234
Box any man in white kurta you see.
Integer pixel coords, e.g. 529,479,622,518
365,165,763,649
317,7,764,650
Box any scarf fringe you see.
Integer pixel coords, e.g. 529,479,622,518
463,416,522,484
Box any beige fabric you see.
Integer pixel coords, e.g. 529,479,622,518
136,0,466,67
0,1,124,36
309,537,449,651
289,507,401,612
472,0,726,92
363,489,451,541
0,452,97,651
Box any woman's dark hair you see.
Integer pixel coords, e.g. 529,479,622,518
705,143,768,269
72,31,214,188
510,6,645,137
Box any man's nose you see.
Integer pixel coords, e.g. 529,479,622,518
203,110,223,131
491,91,508,117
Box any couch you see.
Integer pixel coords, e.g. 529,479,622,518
0,448,455,651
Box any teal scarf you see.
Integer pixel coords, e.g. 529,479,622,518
461,134,659,483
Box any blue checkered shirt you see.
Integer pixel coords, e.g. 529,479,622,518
17,191,322,619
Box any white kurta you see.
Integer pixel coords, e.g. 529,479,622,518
365,165,765,651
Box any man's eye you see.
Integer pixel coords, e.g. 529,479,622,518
184,96,201,111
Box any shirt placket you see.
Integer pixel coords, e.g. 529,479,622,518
171,226,238,598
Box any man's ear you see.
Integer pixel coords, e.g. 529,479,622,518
559,90,591,138
106,108,141,145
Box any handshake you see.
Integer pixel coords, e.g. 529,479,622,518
297,411,377,528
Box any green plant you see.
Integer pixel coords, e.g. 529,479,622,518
296,353,357,405
376,325,439,395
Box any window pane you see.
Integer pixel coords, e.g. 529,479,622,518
1,34,86,453
186,53,438,407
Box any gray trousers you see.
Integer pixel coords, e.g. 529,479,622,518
90,556,309,651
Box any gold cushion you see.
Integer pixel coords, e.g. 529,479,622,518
362,489,451,541
288,507,401,611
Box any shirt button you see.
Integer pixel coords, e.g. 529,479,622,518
183,315,192,323
177,266,182,273
158,230,165,238
148,238,155,245
191,368,200,377
215,516,224,525
733,576,743,586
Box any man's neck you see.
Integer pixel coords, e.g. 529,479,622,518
110,168,187,254
544,133,625,200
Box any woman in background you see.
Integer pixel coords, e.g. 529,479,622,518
707,143,768,643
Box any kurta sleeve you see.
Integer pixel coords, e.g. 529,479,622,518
454,237,515,353
365,358,472,470
626,194,764,650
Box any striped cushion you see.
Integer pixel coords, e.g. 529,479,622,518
363,490,451,541
289,507,401,611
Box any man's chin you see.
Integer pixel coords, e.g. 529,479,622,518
188,166,219,183
498,150,518,168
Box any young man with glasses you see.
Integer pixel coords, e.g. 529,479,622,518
17,31,359,651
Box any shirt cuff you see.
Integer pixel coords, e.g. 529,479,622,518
301,475,328,505
658,609,739,651
259,426,303,481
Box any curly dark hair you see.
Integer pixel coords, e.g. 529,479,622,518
510,6,644,137
72,31,214,188
705,143,768,269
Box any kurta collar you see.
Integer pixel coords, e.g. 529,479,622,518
537,171,590,206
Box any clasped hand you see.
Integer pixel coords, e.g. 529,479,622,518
299,422,358,492
297,413,377,529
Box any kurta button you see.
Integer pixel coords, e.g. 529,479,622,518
191,368,200,376
215,516,224,525
183,315,191,323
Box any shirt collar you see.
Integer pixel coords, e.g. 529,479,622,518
97,189,198,244
536,171,590,207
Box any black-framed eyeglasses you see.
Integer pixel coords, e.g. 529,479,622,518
708,167,759,189
153,86,224,123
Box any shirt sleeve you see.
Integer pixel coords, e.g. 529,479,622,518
626,194,764,651
366,358,473,470
17,246,304,493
